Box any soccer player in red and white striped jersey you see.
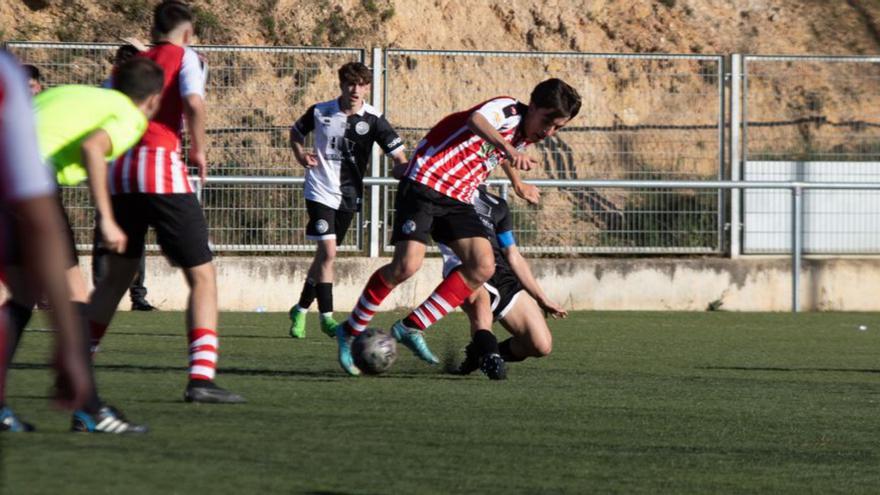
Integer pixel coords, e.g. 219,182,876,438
87,1,244,404
334,79,581,376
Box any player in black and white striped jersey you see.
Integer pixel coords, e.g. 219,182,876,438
287,61,408,340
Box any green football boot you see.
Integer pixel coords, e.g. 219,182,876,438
288,306,307,339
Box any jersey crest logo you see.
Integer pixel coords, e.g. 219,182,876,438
355,121,370,135
402,219,417,235
315,219,330,234
476,142,496,159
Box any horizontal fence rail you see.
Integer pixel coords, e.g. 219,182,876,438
5,41,880,261
383,48,726,254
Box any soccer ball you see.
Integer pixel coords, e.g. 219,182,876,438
352,328,398,375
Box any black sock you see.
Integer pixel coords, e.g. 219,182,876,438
73,303,102,413
316,283,333,314
3,301,33,361
472,329,499,356
297,278,317,309
499,338,525,362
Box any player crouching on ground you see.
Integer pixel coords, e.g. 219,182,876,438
287,61,407,339
440,186,567,380
334,79,581,375
1,55,164,433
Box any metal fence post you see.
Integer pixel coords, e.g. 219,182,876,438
730,54,742,258
369,47,383,258
791,185,803,313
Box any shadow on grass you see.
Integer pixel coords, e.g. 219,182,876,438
698,366,880,374
9,362,467,381
24,328,291,340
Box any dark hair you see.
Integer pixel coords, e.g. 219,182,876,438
153,0,193,37
113,58,165,102
22,64,41,82
114,44,141,67
338,62,371,86
529,78,581,120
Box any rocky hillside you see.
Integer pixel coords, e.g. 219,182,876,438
2,0,880,55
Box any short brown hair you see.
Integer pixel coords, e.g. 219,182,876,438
338,62,371,86
113,57,165,103
530,78,581,120
153,1,193,37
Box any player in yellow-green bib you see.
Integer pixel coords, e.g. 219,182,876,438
1,56,164,434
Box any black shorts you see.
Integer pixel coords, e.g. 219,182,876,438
107,193,212,268
484,262,525,320
1,192,78,269
390,179,488,245
305,200,355,244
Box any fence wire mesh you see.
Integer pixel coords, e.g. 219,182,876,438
383,50,724,253
5,42,364,252
742,55,880,254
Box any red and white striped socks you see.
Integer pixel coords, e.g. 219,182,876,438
403,270,474,331
188,328,218,381
344,271,393,335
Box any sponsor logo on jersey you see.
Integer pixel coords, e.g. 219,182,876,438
355,121,370,135
387,136,402,148
402,219,417,235
315,219,330,234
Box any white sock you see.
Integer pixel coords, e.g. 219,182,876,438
294,305,308,315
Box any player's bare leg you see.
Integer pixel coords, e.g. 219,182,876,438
390,236,494,365
183,262,218,332
498,295,553,361
457,287,505,379
87,255,140,353
180,261,243,403
335,240,425,375
289,238,338,339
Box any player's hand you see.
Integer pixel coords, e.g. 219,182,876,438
100,217,127,254
301,152,318,169
540,298,568,319
515,182,541,205
391,162,408,180
507,149,538,171
190,149,208,185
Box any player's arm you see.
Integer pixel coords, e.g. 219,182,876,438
183,93,208,183
375,115,408,179
467,111,540,204
180,49,209,183
81,129,126,253
289,128,317,169
289,106,317,169
389,148,409,179
502,239,567,319
13,195,93,408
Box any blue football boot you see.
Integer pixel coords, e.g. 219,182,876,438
336,324,361,376
0,406,35,432
391,320,439,365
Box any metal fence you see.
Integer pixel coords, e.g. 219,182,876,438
6,42,364,252
738,55,880,254
10,41,880,256
382,49,725,253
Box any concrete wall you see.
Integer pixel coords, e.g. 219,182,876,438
14,255,874,312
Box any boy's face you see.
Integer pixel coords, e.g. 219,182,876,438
340,79,369,107
523,104,571,142
28,78,42,96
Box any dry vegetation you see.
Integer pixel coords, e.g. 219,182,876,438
4,0,880,250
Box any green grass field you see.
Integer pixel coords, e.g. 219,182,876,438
2,311,879,494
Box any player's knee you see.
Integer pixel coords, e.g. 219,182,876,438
474,258,495,284
389,258,421,283
533,336,552,358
